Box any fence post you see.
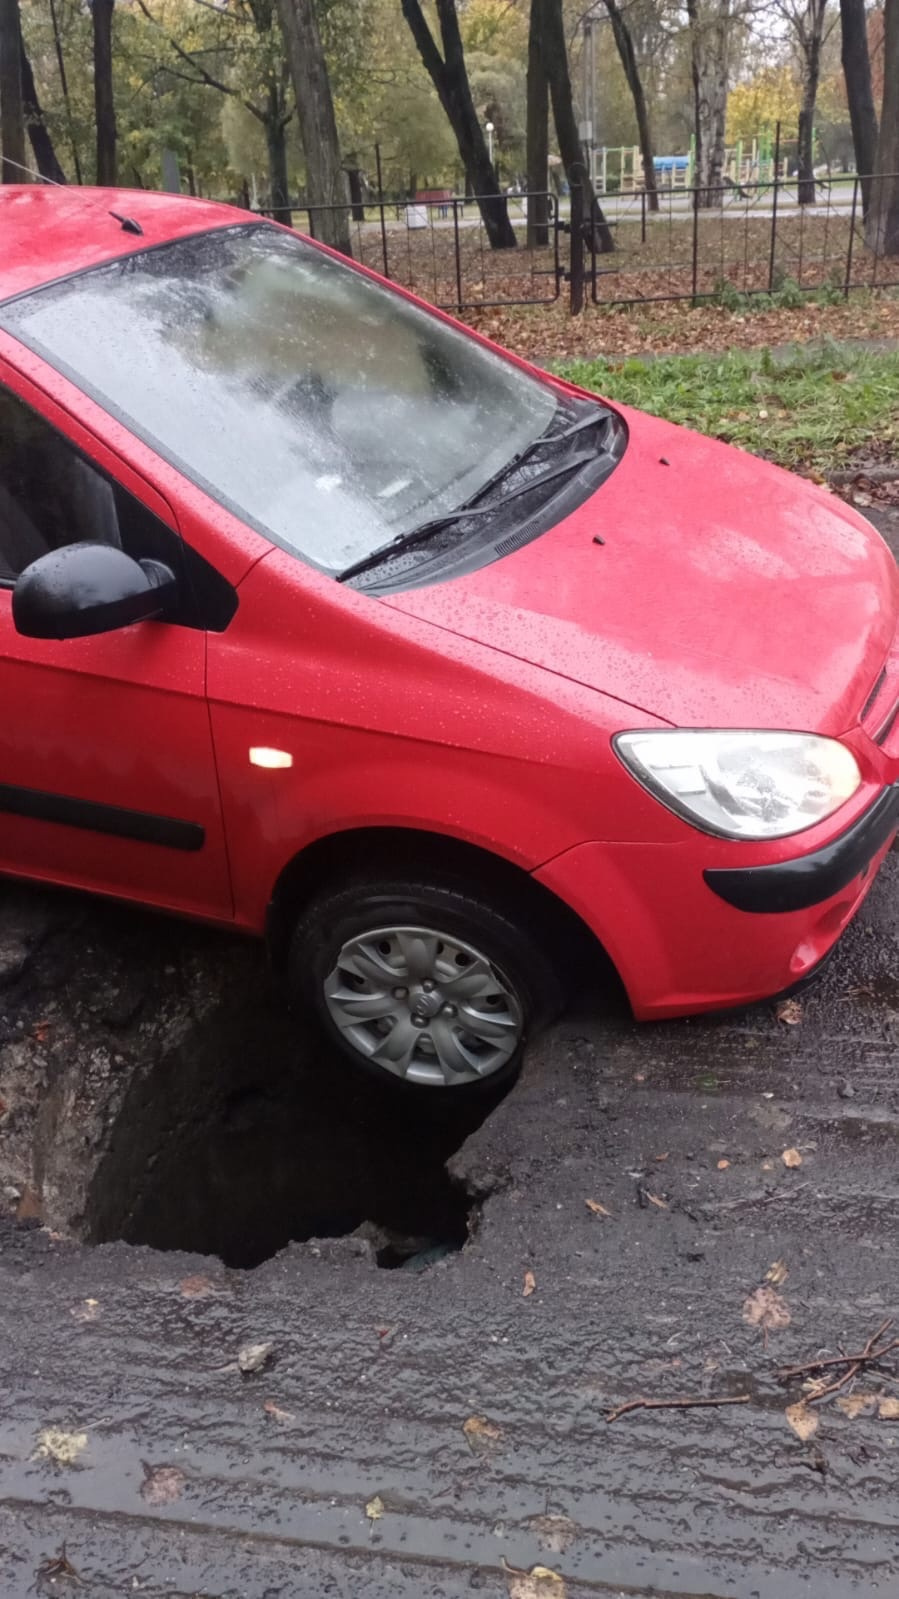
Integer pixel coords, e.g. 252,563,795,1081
452,198,464,312
844,175,859,299
569,177,584,314
374,142,390,280
767,120,781,294
691,182,699,299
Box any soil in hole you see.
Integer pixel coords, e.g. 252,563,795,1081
84,971,496,1269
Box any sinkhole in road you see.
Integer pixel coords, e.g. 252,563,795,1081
84,981,496,1271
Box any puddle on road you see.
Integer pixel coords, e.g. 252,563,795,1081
84,976,495,1270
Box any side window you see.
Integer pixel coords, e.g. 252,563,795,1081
0,383,236,630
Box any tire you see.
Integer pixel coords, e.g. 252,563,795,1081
287,875,564,1094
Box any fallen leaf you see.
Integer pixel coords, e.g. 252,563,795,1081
503,1557,566,1598
527,1514,579,1553
463,1414,502,1451
633,1072,646,1082
646,1192,668,1209
523,1270,536,1297
263,1399,295,1423
761,1160,774,1171
782,1148,803,1169
654,1152,669,1162
365,1494,384,1522
776,997,803,1026
836,1393,877,1418
742,1285,791,1336
35,1429,88,1466
765,1260,788,1285
32,1021,50,1044
585,1199,611,1217
717,1159,730,1170
180,1274,218,1298
140,1464,186,1504
878,1397,899,1420
238,1341,274,1374
70,1297,100,1323
785,1401,819,1441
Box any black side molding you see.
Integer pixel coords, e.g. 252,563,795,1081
704,783,899,914
0,782,204,852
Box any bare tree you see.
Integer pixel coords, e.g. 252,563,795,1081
866,0,898,254
0,0,26,183
92,0,117,185
840,0,879,214
600,0,659,211
775,0,836,203
542,0,615,248
135,0,293,223
277,0,351,254
21,40,66,182
401,0,517,248
526,0,549,245
686,0,731,206
49,0,82,183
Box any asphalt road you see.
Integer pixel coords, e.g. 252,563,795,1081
0,507,897,1599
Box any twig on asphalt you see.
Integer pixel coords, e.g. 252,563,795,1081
777,1318,898,1405
605,1393,751,1424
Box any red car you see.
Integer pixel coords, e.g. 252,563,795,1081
1,187,897,1096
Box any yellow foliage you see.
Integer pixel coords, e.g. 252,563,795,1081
727,66,800,143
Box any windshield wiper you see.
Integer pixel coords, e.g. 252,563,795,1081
338,411,606,584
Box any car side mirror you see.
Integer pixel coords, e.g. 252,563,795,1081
12,542,178,641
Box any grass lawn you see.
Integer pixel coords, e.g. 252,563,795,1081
557,342,899,476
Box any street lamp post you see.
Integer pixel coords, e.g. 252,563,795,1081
485,121,495,169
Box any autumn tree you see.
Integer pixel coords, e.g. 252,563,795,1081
277,0,351,252
687,0,732,205
91,0,116,183
401,0,517,247
0,0,26,181
601,0,659,210
540,0,614,249
774,0,835,202
840,0,878,212
867,0,898,253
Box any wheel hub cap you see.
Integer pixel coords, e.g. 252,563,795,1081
323,925,523,1087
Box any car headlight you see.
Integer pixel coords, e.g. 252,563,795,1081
614,729,861,841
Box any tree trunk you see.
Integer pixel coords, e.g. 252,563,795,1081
866,0,899,254
20,40,66,182
345,166,365,222
91,0,116,186
840,0,879,215
526,0,549,245
688,0,730,207
49,0,81,183
541,0,614,250
0,0,26,183
602,0,659,212
264,83,291,225
401,0,517,249
797,56,820,204
276,0,351,255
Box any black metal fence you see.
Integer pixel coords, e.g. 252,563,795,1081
237,172,899,316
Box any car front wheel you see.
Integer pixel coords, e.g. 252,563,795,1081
288,877,562,1093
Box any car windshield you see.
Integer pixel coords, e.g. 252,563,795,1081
1,224,558,576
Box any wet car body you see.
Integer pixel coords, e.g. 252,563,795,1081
0,186,897,1090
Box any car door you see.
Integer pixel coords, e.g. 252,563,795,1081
0,361,234,921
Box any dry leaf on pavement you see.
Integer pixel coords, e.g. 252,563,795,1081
742,1285,791,1337
140,1464,186,1504
646,1192,668,1209
775,997,803,1026
765,1260,788,1285
527,1514,579,1553
785,1401,819,1441
717,1159,730,1170
523,1270,537,1297
238,1341,274,1374
180,1274,218,1298
463,1415,502,1452
878,1397,899,1419
781,1148,803,1169
35,1429,88,1466
836,1393,877,1418
503,1557,566,1598
585,1199,611,1217
263,1399,295,1424
365,1494,385,1522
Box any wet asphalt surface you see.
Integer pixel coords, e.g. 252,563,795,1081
0,510,898,1598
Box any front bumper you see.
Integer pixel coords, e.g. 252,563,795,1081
533,787,899,1020
704,783,899,913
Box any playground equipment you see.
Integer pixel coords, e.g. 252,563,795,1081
593,134,787,193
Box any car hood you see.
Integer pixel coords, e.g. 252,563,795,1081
383,405,899,734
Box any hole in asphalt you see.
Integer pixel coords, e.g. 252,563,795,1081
84,963,495,1271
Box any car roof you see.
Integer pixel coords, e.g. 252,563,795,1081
0,185,258,305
